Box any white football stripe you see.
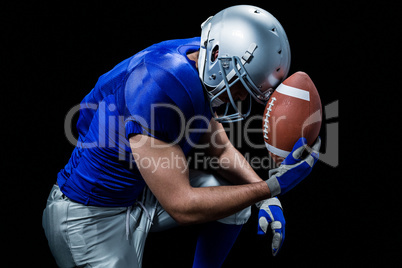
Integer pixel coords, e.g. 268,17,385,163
276,83,310,101
265,142,291,158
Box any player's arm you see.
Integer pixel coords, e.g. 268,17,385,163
199,118,263,185
200,118,321,196
129,134,271,225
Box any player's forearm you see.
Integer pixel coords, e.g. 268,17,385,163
173,181,271,225
214,144,263,185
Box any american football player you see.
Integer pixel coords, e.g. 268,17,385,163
43,5,320,267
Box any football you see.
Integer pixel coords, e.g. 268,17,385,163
262,71,322,164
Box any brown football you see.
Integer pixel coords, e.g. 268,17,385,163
262,71,322,163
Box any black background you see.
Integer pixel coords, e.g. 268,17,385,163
3,1,400,267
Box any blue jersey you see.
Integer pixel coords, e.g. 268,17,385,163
57,37,212,207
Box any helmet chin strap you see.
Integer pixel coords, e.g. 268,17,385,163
210,95,225,107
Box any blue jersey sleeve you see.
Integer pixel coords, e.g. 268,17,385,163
123,60,195,145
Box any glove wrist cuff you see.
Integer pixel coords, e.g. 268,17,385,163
266,177,281,197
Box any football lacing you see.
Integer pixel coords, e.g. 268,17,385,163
263,97,277,140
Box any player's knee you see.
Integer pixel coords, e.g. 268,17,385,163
189,170,236,188
189,170,223,188
218,206,251,225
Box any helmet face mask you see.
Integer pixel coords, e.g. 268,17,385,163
210,56,254,122
198,5,291,123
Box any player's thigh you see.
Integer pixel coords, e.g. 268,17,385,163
42,185,76,267
43,185,142,268
66,204,141,267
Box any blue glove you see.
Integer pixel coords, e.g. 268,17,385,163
256,198,285,256
266,137,321,196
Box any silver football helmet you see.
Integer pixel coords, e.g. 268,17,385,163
198,5,291,123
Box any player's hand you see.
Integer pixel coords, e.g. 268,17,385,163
266,137,321,196
256,198,285,256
